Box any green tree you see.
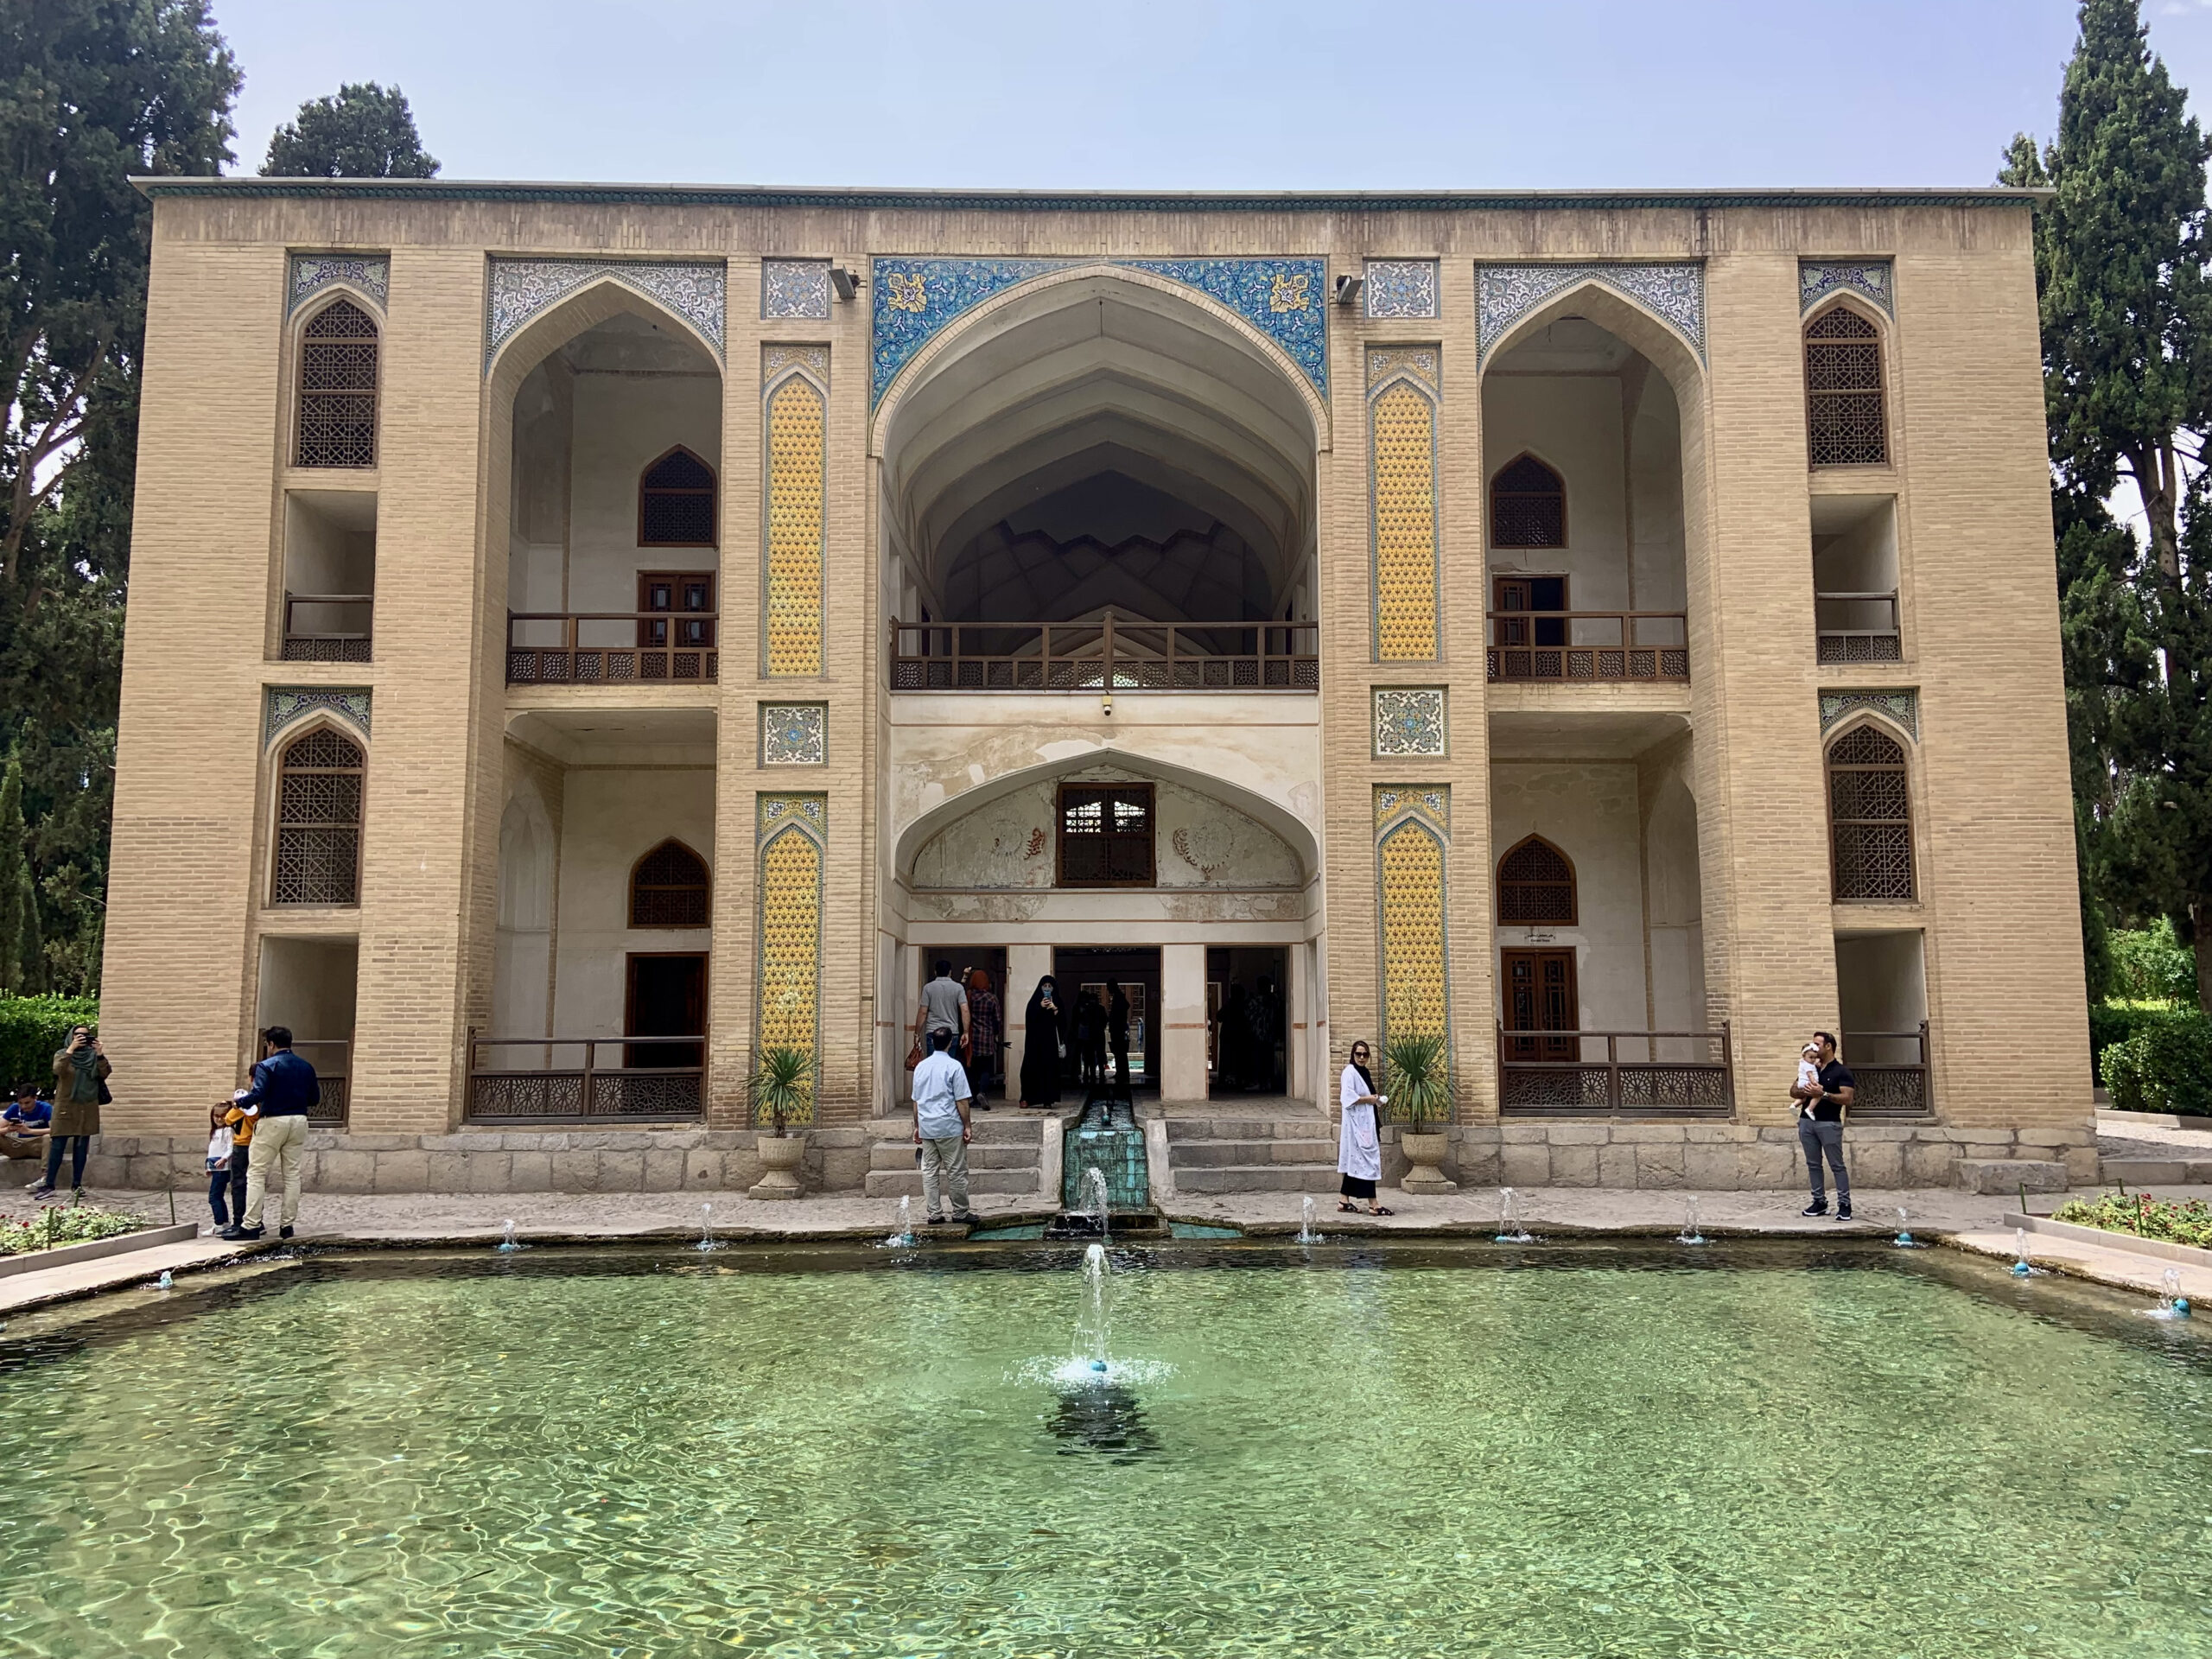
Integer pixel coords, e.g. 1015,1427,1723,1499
1,0,238,992
2004,0,2212,1007
263,82,438,178
0,760,44,995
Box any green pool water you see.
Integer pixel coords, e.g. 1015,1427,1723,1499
2,1243,2209,1657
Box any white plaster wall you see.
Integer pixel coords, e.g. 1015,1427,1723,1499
1836,931,1927,1036
493,792,556,1039
1643,768,1707,1039
1628,373,1688,612
567,372,721,613
1483,376,1629,608
1490,762,1649,1033
256,937,359,1042
550,768,716,1039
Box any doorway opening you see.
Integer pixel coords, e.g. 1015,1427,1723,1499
626,952,706,1070
1502,947,1579,1062
1205,946,1288,1096
1054,946,1161,1095
255,936,357,1123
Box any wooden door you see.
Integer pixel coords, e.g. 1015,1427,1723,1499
1502,949,1578,1062
626,952,706,1069
638,572,716,649
1493,575,1568,647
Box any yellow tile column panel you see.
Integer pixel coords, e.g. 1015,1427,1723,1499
1375,787,1451,1046
754,795,825,1058
763,368,825,676
1369,358,1441,661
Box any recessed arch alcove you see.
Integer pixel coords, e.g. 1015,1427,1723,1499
876,270,1325,633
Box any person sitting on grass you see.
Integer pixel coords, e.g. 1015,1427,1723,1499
3,1082,52,1161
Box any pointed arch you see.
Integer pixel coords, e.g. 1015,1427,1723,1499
1825,720,1914,900
1489,451,1567,549
1497,834,1578,925
1803,299,1890,467
486,276,725,401
630,838,711,928
270,722,365,906
294,296,380,468
639,444,718,547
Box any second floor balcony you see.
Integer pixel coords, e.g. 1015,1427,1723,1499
508,607,719,685
890,614,1319,692
1485,609,1690,683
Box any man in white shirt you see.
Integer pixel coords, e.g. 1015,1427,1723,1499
912,1027,977,1225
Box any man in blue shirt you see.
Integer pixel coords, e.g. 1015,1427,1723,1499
219,1027,320,1241
3,1081,51,1164
911,1027,976,1226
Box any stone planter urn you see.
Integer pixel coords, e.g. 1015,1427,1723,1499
749,1130,809,1201
1398,1128,1457,1194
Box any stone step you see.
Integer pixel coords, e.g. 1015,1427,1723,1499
868,1116,1042,1144
863,1168,1039,1199
2100,1158,2212,1185
1173,1165,1342,1194
868,1141,1037,1173
1169,1139,1336,1167
1164,1117,1330,1142
1954,1158,2068,1195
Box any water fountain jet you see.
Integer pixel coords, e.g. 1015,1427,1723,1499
1296,1194,1319,1245
884,1194,915,1248
1891,1206,1923,1249
2150,1266,2193,1320
1493,1186,1535,1245
695,1202,723,1253
495,1218,524,1253
1675,1198,1707,1247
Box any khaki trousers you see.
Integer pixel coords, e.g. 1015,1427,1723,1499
245,1112,309,1228
920,1135,969,1218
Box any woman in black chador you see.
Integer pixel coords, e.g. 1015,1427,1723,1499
1019,975,1065,1109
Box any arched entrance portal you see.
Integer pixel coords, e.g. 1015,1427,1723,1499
874,273,1328,1115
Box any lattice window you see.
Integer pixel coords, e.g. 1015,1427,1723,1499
632,840,710,927
1490,454,1566,548
1058,785,1155,887
295,299,378,468
271,728,364,906
1827,724,1914,900
1805,308,1887,467
1497,835,1578,925
639,448,717,546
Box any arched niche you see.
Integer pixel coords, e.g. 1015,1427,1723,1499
874,269,1324,630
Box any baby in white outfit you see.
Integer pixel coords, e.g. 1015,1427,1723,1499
1795,1041,1821,1119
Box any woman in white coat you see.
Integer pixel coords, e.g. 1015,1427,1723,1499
1337,1039,1392,1216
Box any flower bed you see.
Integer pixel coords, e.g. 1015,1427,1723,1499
0,1205,146,1257
2051,1191,2212,1252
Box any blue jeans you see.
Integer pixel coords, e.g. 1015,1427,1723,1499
42,1134,88,1190
208,1160,246,1224
1798,1119,1850,1207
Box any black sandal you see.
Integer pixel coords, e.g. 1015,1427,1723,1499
1337,1200,1358,1213
1370,1205,1395,1217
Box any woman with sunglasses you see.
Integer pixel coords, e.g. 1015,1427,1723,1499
1337,1040,1391,1216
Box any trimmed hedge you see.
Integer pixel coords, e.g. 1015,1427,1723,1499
0,995,100,1096
2100,1006,2212,1116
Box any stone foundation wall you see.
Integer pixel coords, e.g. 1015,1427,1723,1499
78,1128,873,1197
1381,1122,2098,1191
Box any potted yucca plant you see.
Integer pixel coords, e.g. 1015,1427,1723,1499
1383,1032,1457,1193
747,1045,817,1200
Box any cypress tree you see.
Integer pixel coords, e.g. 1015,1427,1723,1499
0,759,35,995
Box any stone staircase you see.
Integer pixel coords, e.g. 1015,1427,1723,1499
863,1114,1048,1199
1164,1115,1338,1194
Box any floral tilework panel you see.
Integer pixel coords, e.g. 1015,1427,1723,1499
1819,689,1917,738
264,687,370,743
486,259,726,367
763,260,832,320
870,256,1326,404
1364,260,1439,319
761,703,827,766
1476,264,1703,364
289,254,389,313
1374,689,1446,758
1800,261,1893,316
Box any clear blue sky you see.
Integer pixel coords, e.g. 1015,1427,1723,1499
215,0,2212,189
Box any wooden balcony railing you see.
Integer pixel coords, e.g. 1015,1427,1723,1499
1497,1025,1733,1117
1815,590,1903,663
890,613,1319,691
282,593,373,663
1843,1022,1931,1118
465,1033,705,1123
507,613,719,685
1486,612,1689,683
289,1039,350,1126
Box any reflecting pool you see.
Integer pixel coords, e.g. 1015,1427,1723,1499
2,1243,2209,1657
